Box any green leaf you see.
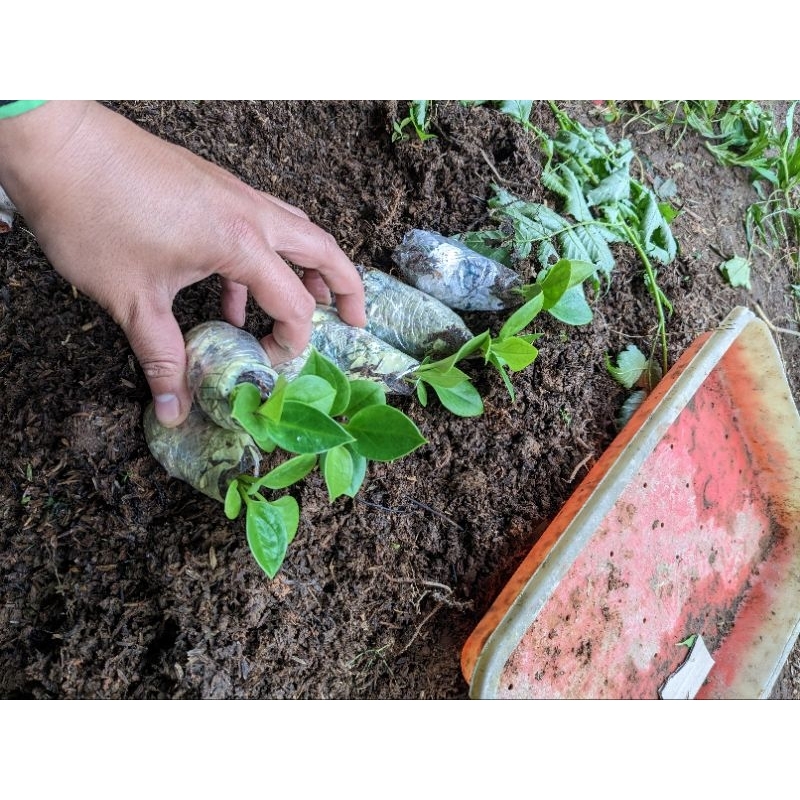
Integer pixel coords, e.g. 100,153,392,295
421,330,491,374
224,479,242,520
719,256,752,290
606,344,648,389
267,400,354,454
497,291,544,340
489,337,539,371
343,445,368,498
245,499,289,579
259,375,287,423
260,453,318,490
269,495,300,545
416,379,429,406
678,634,698,648
321,445,354,502
487,352,517,400
547,284,593,326
344,379,386,418
346,405,426,461
413,364,473,389
283,375,336,414
497,100,533,126
230,382,262,417
299,349,351,416
430,379,484,417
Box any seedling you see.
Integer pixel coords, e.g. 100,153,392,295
392,100,436,143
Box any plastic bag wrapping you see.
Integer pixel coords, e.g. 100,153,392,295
392,229,522,311
282,306,420,395
185,320,278,430
143,404,260,502
0,184,15,233
358,266,474,358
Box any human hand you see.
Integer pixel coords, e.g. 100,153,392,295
0,101,366,426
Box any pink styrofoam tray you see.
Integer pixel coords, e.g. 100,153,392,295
462,307,800,698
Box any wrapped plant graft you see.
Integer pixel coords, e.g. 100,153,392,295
143,404,260,502
358,265,474,359
392,229,523,311
185,320,278,430
277,306,420,395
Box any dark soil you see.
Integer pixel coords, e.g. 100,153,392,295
2,100,799,699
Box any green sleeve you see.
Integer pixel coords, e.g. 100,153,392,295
0,101,47,120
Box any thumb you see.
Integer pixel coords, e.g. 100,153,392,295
122,305,189,427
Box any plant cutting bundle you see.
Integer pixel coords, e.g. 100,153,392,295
145,229,586,577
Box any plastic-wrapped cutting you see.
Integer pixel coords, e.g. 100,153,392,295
358,266,474,359
392,229,523,311
306,306,420,394
143,404,260,503
185,320,278,430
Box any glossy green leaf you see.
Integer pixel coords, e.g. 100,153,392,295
284,374,336,414
489,337,539,371
497,291,544,340
321,445,354,502
224,479,242,520
267,401,354,454
245,499,289,579
347,405,426,461
260,453,318,490
299,349,351,416
269,495,300,545
344,379,386,418
430,380,484,417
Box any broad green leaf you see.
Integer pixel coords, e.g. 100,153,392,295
260,453,318,490
489,337,539,371
343,445,367,498
283,375,336,414
344,379,386,418
230,383,262,417
487,352,516,400
539,260,572,309
269,495,300,545
719,256,752,290
245,499,289,579
606,344,648,389
346,405,426,461
224,480,242,520
299,349,351,416
416,379,428,406
259,375,288,422
430,380,484,417
497,291,544,340
267,401,354,454
497,100,533,126
547,284,593,326
631,182,677,264
321,445,354,502
413,364,473,389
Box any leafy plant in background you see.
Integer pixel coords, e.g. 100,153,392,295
392,100,437,143
642,101,800,304
462,102,679,376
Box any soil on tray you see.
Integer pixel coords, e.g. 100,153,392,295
2,100,799,699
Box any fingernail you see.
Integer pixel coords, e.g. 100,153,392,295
154,393,181,425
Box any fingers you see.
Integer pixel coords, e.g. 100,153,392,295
260,203,366,327
220,277,248,327
119,299,190,427
301,268,332,306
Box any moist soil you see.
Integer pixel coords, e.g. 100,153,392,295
2,100,799,699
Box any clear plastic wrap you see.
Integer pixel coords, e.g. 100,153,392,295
143,404,260,502
358,266,474,358
184,320,278,430
392,229,522,311
305,306,420,394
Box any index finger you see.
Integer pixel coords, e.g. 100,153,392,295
264,203,366,327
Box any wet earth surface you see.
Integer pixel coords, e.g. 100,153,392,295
2,100,798,698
